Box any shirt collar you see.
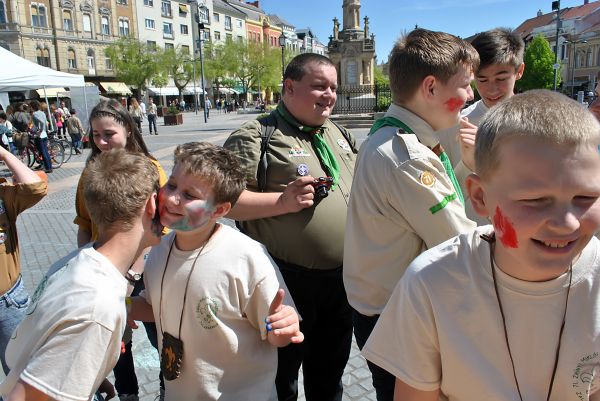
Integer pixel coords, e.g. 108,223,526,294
385,103,438,148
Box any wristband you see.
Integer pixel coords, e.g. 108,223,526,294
125,296,132,314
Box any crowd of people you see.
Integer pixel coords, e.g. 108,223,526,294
0,25,599,401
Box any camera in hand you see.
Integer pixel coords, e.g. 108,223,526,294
311,177,334,199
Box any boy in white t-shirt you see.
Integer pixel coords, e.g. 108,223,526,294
129,142,302,401
0,149,163,401
439,28,525,225
363,90,600,401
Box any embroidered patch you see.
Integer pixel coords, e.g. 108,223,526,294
420,171,436,187
297,164,309,176
571,352,600,399
288,146,310,157
337,138,351,152
195,296,220,329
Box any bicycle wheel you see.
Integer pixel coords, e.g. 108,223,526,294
60,139,73,163
17,148,33,167
48,141,65,169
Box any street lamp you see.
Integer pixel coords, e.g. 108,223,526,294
565,39,588,97
279,33,287,80
189,0,208,123
552,0,561,91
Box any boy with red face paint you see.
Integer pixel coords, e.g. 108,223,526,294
364,90,600,401
439,28,525,225
129,142,303,401
344,28,477,401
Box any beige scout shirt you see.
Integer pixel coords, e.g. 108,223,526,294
0,180,47,295
344,104,476,316
224,112,357,270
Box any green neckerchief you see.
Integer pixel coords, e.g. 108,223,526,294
370,116,464,205
276,103,340,189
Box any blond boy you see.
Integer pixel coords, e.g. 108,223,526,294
0,150,161,401
364,90,600,401
344,29,477,400
130,142,302,401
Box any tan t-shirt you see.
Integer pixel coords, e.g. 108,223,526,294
143,225,291,401
344,104,475,316
0,180,47,295
224,113,357,269
0,246,128,401
364,227,600,400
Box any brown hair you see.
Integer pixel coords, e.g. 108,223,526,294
173,142,246,206
476,90,600,179
83,149,160,232
389,28,479,104
87,99,154,162
471,28,524,71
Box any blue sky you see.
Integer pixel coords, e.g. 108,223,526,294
260,0,590,62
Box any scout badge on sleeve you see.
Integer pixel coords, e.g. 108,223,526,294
297,163,309,177
161,331,184,380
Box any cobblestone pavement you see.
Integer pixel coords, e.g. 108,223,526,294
12,110,375,401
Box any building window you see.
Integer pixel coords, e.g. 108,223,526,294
0,1,6,25
201,29,210,41
87,49,95,72
147,40,157,50
237,35,243,42
178,4,187,16
67,48,76,69
224,16,231,30
119,18,130,36
105,57,113,70
161,0,171,17
236,19,242,28
165,43,174,51
83,13,91,32
36,47,50,67
144,0,153,6
163,22,173,38
213,12,219,22
116,0,127,4
145,18,155,29
31,4,47,27
180,24,188,35
101,16,110,35
214,31,220,41
587,49,593,67
198,6,209,23
226,33,232,42
63,10,73,31
181,45,190,54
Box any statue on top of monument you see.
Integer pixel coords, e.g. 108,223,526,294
333,17,339,40
364,16,369,37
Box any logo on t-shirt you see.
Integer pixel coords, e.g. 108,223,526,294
572,351,600,399
195,296,220,329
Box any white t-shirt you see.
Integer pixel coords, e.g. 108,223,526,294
143,225,289,401
0,246,128,401
363,226,600,401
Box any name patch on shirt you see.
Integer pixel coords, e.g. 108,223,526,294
288,146,311,158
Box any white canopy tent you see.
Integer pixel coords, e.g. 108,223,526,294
0,47,86,129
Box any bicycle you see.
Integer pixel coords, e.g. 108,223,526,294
48,131,74,163
14,132,65,170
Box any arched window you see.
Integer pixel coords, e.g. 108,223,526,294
67,48,76,69
63,10,73,31
87,49,95,73
83,13,91,32
36,47,50,67
0,1,7,25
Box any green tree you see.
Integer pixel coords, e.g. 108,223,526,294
105,38,160,93
374,64,389,86
204,41,238,100
158,46,194,101
516,35,561,91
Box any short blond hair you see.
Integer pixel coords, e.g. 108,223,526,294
476,90,600,179
83,149,160,232
173,142,245,206
389,29,479,104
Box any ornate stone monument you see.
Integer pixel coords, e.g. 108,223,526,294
327,0,376,87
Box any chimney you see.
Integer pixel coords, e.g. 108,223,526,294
537,9,543,16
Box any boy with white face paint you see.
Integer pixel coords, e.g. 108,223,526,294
129,142,303,401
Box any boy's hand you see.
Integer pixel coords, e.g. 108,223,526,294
458,117,477,172
266,289,304,347
278,176,315,213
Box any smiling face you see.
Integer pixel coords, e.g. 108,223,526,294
283,61,338,127
468,137,600,281
475,63,524,108
91,116,128,152
429,64,474,131
159,164,217,233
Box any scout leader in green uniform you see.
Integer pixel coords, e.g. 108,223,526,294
224,53,357,401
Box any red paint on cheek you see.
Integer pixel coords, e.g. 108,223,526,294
157,187,167,218
444,97,464,113
493,206,518,248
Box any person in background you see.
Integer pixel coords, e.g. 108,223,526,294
30,100,53,174
147,98,158,136
129,98,143,135
66,109,84,155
